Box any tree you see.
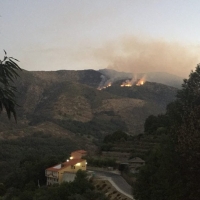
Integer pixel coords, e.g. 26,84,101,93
133,139,185,200
0,50,21,120
134,64,200,200
144,114,170,134
73,170,94,194
103,130,128,143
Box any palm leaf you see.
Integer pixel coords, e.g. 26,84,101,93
0,50,21,121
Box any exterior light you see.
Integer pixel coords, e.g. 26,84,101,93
70,157,73,159
76,163,81,166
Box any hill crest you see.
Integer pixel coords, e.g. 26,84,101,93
0,69,178,138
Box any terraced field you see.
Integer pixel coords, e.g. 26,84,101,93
101,134,163,162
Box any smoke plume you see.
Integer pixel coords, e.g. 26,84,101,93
97,75,107,90
93,36,200,78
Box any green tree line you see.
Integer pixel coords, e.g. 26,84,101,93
3,170,108,200
133,65,200,200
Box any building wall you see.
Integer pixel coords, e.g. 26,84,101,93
46,170,59,185
46,160,87,185
62,172,76,182
47,176,59,185
58,160,87,183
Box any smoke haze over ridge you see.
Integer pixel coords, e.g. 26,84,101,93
12,35,200,79
92,36,200,78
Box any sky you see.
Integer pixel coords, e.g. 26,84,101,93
1,0,200,77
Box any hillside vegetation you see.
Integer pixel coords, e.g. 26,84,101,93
0,69,177,139
133,65,200,200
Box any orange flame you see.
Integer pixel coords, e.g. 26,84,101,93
121,81,132,87
97,82,112,90
136,76,146,86
121,75,146,87
120,79,135,87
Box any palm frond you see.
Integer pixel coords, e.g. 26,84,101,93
0,50,21,121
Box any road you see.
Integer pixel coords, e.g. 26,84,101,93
93,170,134,199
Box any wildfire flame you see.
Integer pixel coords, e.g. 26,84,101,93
97,82,112,90
121,75,146,87
120,80,133,87
136,79,144,86
98,74,146,90
120,74,137,87
136,75,146,86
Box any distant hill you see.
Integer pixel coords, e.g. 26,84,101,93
0,69,178,139
140,71,183,88
100,69,183,88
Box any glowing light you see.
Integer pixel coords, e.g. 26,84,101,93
76,163,81,166
70,157,73,160
120,80,133,87
97,82,112,90
121,83,132,87
136,79,145,86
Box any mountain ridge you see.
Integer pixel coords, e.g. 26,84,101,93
0,69,178,139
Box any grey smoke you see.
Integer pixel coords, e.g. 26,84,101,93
98,75,107,89
93,36,200,78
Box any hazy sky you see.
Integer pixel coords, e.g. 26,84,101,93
1,0,200,77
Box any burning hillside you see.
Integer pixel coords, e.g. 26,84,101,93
97,82,112,90
121,78,145,87
97,78,146,90
96,72,148,90
121,80,133,87
136,77,145,86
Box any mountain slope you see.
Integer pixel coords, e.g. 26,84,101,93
0,69,178,138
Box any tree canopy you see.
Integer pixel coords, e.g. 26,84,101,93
103,130,128,143
0,50,21,120
134,64,200,200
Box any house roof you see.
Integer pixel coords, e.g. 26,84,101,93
46,159,85,172
128,157,145,163
71,150,87,154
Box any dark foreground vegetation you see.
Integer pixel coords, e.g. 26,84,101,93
0,134,81,199
133,65,200,200
1,170,108,200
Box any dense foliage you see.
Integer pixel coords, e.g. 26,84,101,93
0,51,21,120
103,130,128,143
0,134,110,199
133,65,200,200
144,114,169,134
51,116,127,139
2,170,108,200
0,133,77,184
87,157,117,168
101,130,129,151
